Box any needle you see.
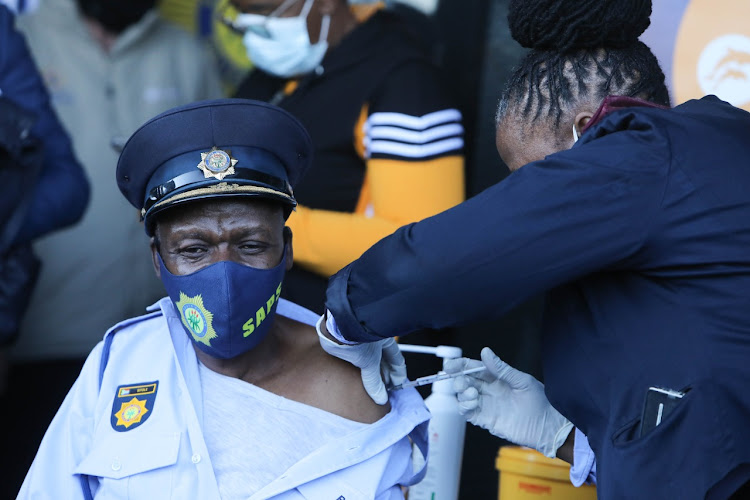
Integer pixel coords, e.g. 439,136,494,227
390,366,487,391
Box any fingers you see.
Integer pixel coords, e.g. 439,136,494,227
382,339,407,386
456,386,480,415
481,347,530,389
443,357,470,374
457,398,479,415
455,385,479,403
452,373,481,393
445,355,497,384
444,356,485,373
452,375,470,393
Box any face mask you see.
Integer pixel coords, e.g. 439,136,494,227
76,0,156,34
239,0,330,78
572,123,579,143
158,250,287,359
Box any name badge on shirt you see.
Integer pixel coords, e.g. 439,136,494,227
111,381,158,432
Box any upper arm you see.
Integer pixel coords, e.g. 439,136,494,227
365,59,464,163
355,60,465,223
316,354,391,423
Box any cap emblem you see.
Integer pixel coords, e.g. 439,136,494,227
197,147,238,180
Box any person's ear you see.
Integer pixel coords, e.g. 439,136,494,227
572,111,594,143
150,236,161,279
283,226,294,271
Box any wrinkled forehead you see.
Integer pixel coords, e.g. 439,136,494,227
153,198,286,234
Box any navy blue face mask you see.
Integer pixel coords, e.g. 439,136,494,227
158,250,287,359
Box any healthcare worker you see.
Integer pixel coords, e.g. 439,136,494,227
316,0,750,498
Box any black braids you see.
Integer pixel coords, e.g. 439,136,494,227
498,0,668,126
497,42,670,126
508,0,653,53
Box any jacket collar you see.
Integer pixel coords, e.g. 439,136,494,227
582,95,670,135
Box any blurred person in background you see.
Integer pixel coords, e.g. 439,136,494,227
227,0,466,314
0,3,89,496
4,0,223,494
0,3,89,384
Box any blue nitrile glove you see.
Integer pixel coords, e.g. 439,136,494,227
444,347,573,458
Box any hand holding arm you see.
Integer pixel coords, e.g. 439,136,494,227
444,347,573,458
315,312,406,405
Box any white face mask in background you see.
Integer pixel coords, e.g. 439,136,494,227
0,0,41,15
238,0,330,79
390,0,439,16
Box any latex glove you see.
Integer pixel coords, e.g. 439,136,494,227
444,347,573,458
316,315,406,405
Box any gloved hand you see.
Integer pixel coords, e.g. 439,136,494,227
444,347,573,458
316,314,406,405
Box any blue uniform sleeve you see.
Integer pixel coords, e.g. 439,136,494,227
325,121,671,342
0,6,89,244
570,427,597,486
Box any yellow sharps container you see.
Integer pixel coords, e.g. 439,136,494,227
496,446,597,500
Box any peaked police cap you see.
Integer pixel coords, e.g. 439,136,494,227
116,98,313,234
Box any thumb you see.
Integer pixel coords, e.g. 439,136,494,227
480,347,528,389
361,367,389,405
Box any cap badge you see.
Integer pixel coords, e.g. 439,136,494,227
197,147,238,180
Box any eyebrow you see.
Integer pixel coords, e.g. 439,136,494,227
168,224,274,240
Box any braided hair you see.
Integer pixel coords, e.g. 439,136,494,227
496,0,670,127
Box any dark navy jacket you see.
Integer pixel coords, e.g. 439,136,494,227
326,96,750,499
0,5,89,245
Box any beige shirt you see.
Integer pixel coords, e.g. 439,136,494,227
12,0,224,360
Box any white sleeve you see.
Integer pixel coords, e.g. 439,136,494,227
16,342,105,499
569,427,597,487
324,310,360,345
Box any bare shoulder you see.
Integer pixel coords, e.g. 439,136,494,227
277,317,391,424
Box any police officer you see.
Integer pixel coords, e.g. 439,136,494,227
18,98,429,499
317,0,750,498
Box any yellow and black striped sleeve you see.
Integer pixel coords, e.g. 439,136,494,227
286,60,466,277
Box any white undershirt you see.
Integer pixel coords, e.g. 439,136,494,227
199,361,366,499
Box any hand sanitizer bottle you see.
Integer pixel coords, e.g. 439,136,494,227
401,345,466,500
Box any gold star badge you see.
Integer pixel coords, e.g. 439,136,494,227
197,147,238,180
114,397,149,429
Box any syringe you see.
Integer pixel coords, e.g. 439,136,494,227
390,366,487,391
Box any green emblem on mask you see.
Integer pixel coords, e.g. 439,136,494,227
175,292,218,346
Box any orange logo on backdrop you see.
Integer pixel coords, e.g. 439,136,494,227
674,0,750,111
